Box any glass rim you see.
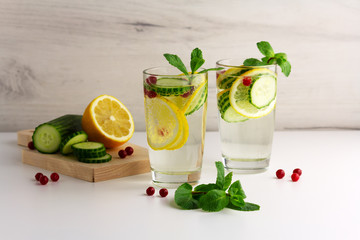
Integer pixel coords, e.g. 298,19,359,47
143,66,207,77
216,58,276,68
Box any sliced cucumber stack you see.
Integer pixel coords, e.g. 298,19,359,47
217,90,248,123
145,77,192,96
32,115,83,154
60,131,88,155
78,153,112,163
72,142,107,158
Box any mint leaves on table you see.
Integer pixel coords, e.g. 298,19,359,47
164,48,222,76
174,161,260,212
243,41,291,77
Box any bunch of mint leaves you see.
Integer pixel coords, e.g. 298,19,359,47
164,48,222,76
174,161,260,212
243,41,291,77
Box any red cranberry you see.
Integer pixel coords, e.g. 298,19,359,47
39,175,49,185
118,149,127,159
159,188,168,197
291,173,300,182
146,187,155,196
216,70,226,79
147,76,157,85
293,168,302,176
50,172,60,182
147,90,157,98
276,169,285,179
181,91,191,98
35,172,43,181
243,76,252,86
125,146,134,156
28,141,35,150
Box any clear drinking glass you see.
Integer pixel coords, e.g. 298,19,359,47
216,59,277,173
143,66,208,187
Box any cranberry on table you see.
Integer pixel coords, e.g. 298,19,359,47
291,173,300,182
28,141,35,150
50,172,60,182
125,146,134,156
276,169,285,179
39,175,49,185
118,149,127,159
293,168,302,176
35,172,43,181
159,188,168,197
146,187,155,196
243,76,252,86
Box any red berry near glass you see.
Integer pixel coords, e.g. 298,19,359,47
291,173,300,182
293,168,302,176
147,76,157,85
35,172,43,181
242,76,252,86
125,146,134,156
39,175,49,185
159,188,168,197
28,141,35,150
147,90,157,98
118,149,127,159
50,172,60,182
276,169,285,179
146,187,155,196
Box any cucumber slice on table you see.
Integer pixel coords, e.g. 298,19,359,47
217,90,248,123
71,142,106,158
78,153,112,164
60,131,88,155
145,77,192,96
32,115,83,154
249,75,277,109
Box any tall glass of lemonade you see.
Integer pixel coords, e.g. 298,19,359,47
143,67,207,187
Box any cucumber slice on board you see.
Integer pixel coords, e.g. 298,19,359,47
249,75,277,109
217,90,248,123
60,131,88,155
32,115,83,154
78,153,112,164
145,78,192,96
71,142,106,158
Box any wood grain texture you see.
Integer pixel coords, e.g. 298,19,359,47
18,129,150,182
1,0,360,131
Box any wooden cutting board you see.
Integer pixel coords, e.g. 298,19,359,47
17,129,150,182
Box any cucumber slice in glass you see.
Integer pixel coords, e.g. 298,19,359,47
249,75,276,109
217,90,248,123
146,77,192,96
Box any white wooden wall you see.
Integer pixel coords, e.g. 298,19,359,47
0,0,359,132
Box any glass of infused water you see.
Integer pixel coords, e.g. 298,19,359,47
143,66,208,187
216,59,277,173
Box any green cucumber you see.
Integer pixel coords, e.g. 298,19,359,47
32,115,83,154
60,131,88,155
78,153,112,164
218,90,248,123
72,142,106,158
218,68,249,89
185,83,208,116
145,77,192,96
249,74,277,109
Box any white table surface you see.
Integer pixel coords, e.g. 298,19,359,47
1,131,359,240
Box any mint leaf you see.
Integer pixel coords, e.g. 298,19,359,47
261,56,276,65
199,189,229,212
274,52,287,60
228,180,246,199
276,58,291,77
215,161,225,189
198,67,223,74
174,183,199,209
257,41,274,57
227,202,260,211
243,58,266,66
223,172,233,190
230,195,245,207
190,57,205,74
194,183,218,192
191,47,203,59
163,53,188,76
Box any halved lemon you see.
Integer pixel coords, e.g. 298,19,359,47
229,68,277,119
145,96,187,150
82,95,134,148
